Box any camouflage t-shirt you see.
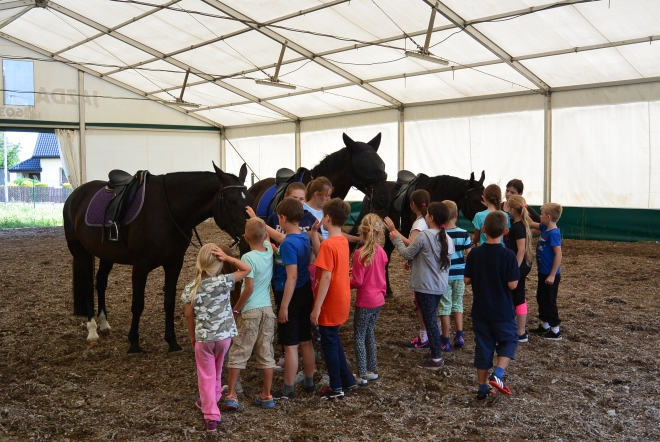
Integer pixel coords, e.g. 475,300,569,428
180,274,238,342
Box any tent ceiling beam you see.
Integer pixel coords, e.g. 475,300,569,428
425,0,550,91
102,0,350,77
52,0,182,56
191,60,501,112
0,1,32,11
0,30,224,129
200,0,402,108
463,0,599,26
47,1,299,121
0,3,32,29
515,34,660,61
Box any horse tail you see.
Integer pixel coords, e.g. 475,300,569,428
72,249,94,317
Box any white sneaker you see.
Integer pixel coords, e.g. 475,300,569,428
320,373,330,387
354,375,368,387
221,379,243,395
293,370,305,386
363,372,379,381
275,356,285,373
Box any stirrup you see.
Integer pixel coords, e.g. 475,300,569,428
109,222,119,241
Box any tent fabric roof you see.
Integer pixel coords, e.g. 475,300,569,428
32,133,60,158
9,157,42,172
1,0,659,128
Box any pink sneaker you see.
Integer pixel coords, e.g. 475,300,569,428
405,336,430,351
205,420,218,432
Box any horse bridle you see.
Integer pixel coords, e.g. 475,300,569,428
460,184,484,220
218,184,248,248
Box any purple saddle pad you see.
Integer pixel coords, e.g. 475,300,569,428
85,179,146,227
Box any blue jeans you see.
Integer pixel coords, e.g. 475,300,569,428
318,325,356,391
415,292,443,359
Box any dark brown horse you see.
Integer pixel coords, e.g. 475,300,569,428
351,171,486,294
247,132,391,217
63,163,253,354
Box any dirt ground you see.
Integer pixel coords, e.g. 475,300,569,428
1,220,659,441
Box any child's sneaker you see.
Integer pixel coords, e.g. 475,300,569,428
293,370,306,386
363,372,379,381
475,386,497,403
530,324,549,334
205,420,218,432
271,389,295,400
320,373,330,386
405,336,430,351
488,374,511,395
454,334,465,348
354,375,368,387
417,358,444,370
518,332,529,343
223,395,239,411
317,386,344,400
541,329,562,341
441,339,451,353
252,394,276,409
344,383,358,395
275,356,286,372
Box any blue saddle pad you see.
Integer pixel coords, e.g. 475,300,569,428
256,184,277,218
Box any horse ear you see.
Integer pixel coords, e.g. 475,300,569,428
479,170,485,184
343,132,357,151
367,133,382,151
469,172,475,186
213,161,228,183
238,163,248,184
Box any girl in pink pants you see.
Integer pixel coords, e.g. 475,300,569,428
181,243,252,432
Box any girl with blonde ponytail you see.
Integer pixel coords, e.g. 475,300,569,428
350,213,388,386
180,243,251,431
505,195,533,343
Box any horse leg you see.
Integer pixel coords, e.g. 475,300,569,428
127,265,149,355
163,259,184,353
68,240,98,344
384,234,395,296
96,260,114,336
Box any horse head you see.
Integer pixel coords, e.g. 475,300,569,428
342,132,391,212
461,170,486,221
212,162,254,247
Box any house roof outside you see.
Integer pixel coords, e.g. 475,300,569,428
32,133,60,158
8,157,42,173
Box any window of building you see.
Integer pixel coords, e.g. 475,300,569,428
3,60,34,106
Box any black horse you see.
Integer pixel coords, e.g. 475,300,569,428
248,132,391,218
351,171,486,295
63,163,253,354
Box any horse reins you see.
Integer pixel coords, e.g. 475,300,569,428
217,184,248,248
162,177,204,250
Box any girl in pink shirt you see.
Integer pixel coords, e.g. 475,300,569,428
350,214,388,386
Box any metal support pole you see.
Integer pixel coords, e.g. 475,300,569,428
543,93,552,203
3,131,8,203
422,2,438,54
398,107,405,171
295,120,301,169
220,129,227,171
78,70,87,184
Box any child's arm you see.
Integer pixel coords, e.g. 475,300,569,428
515,238,526,267
278,264,297,323
545,246,562,284
211,246,251,282
350,253,365,289
464,277,471,286
310,219,322,256
184,303,196,346
246,206,286,244
384,217,412,246
342,231,360,243
390,230,424,261
233,277,253,313
472,228,480,246
311,268,332,326
508,280,519,290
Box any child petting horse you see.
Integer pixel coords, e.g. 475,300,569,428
181,244,251,432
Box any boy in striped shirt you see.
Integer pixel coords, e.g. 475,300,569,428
437,200,472,352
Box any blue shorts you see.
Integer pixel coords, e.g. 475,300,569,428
472,318,518,370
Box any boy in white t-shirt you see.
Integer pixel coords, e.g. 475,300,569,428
224,218,277,410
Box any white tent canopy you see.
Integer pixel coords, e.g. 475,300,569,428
1,0,659,207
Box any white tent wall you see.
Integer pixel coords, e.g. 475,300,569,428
552,81,660,209
404,94,545,205
225,122,295,186
85,129,220,182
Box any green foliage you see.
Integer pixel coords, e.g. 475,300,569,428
21,180,37,187
0,135,22,169
0,203,64,228
62,183,72,189
35,183,48,187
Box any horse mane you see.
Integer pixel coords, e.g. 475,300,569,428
310,148,348,178
421,174,467,200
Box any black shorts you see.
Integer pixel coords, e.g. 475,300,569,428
274,280,313,346
512,264,531,306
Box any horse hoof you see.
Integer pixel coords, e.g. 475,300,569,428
127,350,145,357
89,339,98,345
99,328,111,336
168,349,184,356
168,343,183,353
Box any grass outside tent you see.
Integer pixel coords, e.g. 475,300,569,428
0,203,64,228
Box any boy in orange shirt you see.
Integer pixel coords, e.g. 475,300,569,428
310,198,357,400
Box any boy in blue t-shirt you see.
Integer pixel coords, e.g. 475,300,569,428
528,203,563,340
464,211,520,402
437,200,472,351
271,198,316,400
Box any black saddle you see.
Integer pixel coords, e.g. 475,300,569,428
392,170,421,213
268,167,309,215
104,169,148,241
